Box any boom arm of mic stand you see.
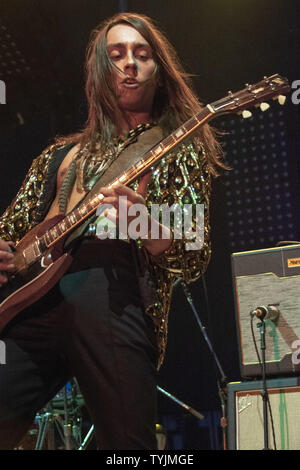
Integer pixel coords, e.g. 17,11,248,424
180,280,228,385
157,386,204,420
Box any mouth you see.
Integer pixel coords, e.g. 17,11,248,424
122,78,139,88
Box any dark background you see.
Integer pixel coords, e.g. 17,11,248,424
1,0,300,449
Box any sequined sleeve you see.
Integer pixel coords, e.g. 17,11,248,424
0,144,58,242
144,140,212,283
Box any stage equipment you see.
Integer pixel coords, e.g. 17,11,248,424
177,279,229,450
231,244,300,378
35,380,83,450
17,381,203,450
226,377,300,450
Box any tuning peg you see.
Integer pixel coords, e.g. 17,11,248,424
260,102,270,112
278,95,286,105
242,110,252,119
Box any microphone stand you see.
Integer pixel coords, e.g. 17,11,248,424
178,279,229,449
257,319,270,450
63,386,73,450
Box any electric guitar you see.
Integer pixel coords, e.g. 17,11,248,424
0,74,290,331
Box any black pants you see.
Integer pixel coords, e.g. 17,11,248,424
0,240,158,450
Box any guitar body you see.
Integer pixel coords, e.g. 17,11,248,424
0,216,73,333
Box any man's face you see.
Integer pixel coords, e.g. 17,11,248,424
106,24,158,114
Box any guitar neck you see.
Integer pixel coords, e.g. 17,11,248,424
40,106,213,248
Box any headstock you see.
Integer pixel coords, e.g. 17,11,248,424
210,74,290,118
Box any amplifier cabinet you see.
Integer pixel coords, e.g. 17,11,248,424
231,244,300,378
227,377,300,450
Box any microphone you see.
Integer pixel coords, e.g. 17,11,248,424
250,305,280,323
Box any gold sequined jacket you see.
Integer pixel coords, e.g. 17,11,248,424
0,138,211,369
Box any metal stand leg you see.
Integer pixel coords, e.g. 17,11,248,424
78,425,95,450
34,381,83,450
35,411,52,450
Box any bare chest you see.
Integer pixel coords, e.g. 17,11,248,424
65,182,87,213
45,164,87,220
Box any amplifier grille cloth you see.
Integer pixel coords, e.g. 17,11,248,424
236,386,300,450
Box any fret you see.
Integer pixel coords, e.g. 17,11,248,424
153,145,163,156
146,149,158,162
92,193,105,206
50,227,58,239
85,201,94,213
161,141,175,154
45,231,52,245
149,148,156,160
180,124,187,133
125,168,138,181
64,217,71,230
78,205,87,217
86,199,96,210
47,232,54,244
90,195,102,208
73,209,81,222
119,171,130,182
174,127,185,139
56,225,63,236
163,134,176,148
39,236,47,252
148,152,160,165
185,119,198,132
34,240,42,257
118,174,127,183
59,221,67,232
68,213,76,226
134,160,145,171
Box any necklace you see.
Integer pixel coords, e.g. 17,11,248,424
58,122,157,214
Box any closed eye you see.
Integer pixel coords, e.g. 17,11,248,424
109,51,123,61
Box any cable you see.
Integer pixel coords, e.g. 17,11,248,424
250,315,277,450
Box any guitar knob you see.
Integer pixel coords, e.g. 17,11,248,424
260,102,270,112
242,110,252,119
278,95,286,105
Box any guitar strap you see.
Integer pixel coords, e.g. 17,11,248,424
64,125,163,249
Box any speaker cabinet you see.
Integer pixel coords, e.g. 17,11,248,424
227,377,300,450
231,244,300,378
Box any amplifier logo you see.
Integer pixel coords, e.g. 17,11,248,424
238,394,253,413
287,257,300,268
292,340,300,365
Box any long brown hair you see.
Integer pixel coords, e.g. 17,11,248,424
57,12,224,174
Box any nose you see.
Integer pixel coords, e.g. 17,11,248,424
123,50,137,76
